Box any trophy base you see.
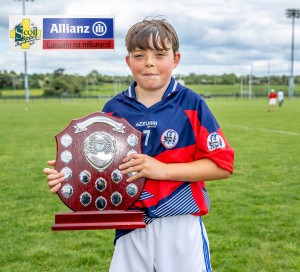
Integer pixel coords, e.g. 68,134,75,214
52,210,146,231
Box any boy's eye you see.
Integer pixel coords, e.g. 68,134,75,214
156,51,167,57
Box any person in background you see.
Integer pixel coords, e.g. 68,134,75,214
277,89,284,107
268,89,277,112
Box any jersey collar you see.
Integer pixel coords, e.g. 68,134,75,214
125,77,179,100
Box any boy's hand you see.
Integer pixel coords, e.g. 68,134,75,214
119,153,166,182
43,160,65,193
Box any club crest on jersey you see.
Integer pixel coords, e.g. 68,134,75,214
161,129,179,149
207,132,225,151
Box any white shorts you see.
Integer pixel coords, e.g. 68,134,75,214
269,98,276,105
109,215,212,272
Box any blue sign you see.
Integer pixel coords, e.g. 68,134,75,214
43,17,114,39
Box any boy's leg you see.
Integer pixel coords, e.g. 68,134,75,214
154,215,212,272
109,227,155,272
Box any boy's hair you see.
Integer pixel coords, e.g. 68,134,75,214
125,18,179,55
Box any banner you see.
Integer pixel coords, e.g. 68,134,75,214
9,15,114,51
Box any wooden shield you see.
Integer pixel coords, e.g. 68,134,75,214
52,111,145,230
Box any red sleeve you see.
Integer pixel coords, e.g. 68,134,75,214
185,109,234,173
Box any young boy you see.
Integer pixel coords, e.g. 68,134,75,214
268,89,277,112
277,89,284,107
44,18,234,272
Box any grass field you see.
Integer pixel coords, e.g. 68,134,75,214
1,82,298,98
0,97,299,272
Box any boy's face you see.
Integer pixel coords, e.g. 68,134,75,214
125,37,180,93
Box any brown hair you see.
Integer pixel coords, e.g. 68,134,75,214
125,18,179,55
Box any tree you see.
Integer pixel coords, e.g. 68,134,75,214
221,73,237,84
43,69,85,96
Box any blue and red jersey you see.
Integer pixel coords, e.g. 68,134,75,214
102,77,234,224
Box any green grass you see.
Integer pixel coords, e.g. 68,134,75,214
186,84,298,96
205,98,299,271
0,97,299,271
83,82,130,96
1,88,44,97
1,83,127,98
2,82,298,98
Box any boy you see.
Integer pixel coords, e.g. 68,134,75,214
268,89,277,112
44,18,234,272
277,89,284,107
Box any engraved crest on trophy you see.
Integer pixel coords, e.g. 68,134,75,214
52,112,146,231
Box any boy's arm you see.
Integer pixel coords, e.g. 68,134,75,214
119,153,231,183
164,158,231,181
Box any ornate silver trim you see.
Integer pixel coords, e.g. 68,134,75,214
111,169,123,183
126,183,138,197
84,131,117,172
60,150,72,164
127,133,139,147
95,196,107,211
61,166,72,180
111,191,122,206
95,177,107,192
80,192,92,206
74,116,126,133
60,134,72,147
79,170,91,184
61,183,73,198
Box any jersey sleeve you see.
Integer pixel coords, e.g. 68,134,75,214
102,100,113,114
185,99,234,173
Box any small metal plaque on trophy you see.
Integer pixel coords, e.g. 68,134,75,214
52,112,146,231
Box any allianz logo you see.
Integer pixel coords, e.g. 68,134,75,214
49,21,107,36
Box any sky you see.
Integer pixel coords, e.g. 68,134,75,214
0,0,299,77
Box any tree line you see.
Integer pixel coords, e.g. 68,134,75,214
0,69,298,96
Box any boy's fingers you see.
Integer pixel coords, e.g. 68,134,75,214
50,183,62,194
47,160,56,166
48,176,65,187
43,168,58,175
47,173,65,182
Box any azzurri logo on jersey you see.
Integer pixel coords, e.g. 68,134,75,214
207,132,225,151
161,129,179,149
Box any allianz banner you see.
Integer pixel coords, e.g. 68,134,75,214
9,15,114,51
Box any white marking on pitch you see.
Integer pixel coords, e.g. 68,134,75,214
224,124,299,136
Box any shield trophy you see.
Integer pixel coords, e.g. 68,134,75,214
52,112,146,231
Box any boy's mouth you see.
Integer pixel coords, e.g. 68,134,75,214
143,73,157,77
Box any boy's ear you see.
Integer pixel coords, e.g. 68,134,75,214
173,52,181,69
125,55,131,69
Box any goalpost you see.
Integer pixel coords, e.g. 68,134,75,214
240,62,290,99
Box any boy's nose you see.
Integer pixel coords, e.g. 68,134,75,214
145,57,154,68
145,63,154,68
